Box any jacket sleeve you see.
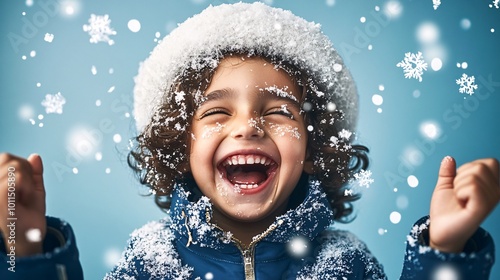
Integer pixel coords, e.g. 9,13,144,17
400,216,495,279
0,216,84,280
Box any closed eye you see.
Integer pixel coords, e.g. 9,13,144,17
266,108,294,119
198,108,230,119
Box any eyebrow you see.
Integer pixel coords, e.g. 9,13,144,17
201,87,301,108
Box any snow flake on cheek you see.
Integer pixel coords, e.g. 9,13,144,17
201,122,226,139
268,123,301,140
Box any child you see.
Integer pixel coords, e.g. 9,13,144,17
1,2,499,279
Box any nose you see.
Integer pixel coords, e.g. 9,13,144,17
229,115,265,139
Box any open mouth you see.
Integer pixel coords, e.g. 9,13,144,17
218,154,278,191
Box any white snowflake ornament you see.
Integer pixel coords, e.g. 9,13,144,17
456,73,478,95
353,169,374,188
396,52,428,82
41,92,66,114
433,0,441,10
83,14,117,45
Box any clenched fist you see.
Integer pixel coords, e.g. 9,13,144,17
430,156,500,253
0,153,47,257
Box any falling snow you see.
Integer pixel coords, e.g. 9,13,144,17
432,0,441,10
396,52,428,82
490,0,499,9
83,14,117,45
44,33,54,43
353,169,374,188
456,73,478,95
41,92,66,114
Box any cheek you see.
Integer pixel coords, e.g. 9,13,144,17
198,122,226,139
267,123,302,140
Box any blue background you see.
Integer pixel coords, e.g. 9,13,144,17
1,0,499,279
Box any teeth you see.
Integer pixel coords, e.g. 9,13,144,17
222,155,274,166
235,183,259,189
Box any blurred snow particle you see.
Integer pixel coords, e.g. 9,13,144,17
378,228,387,235
416,22,440,44
383,1,403,20
375,6,380,11
43,33,54,43
22,55,27,60
91,65,97,75
105,168,111,174
30,50,36,57
360,17,366,23
204,272,214,280
26,228,42,242
407,175,419,188
390,211,402,224
109,68,114,74
108,86,115,93
128,19,141,33
325,0,335,7
327,102,336,112
460,18,471,30
38,114,44,120
113,134,122,143
368,44,373,50
489,0,499,9
103,248,122,269
95,152,103,161
288,236,308,257
333,63,342,72
403,146,424,166
36,82,41,87
19,105,35,121
96,99,102,107
377,108,383,113
432,0,441,10
372,94,383,106
397,52,428,82
413,89,421,98
83,14,117,45
396,195,409,209
41,92,66,114
491,28,495,33
26,0,33,7
72,167,79,174
307,125,314,132
432,264,459,280
459,62,468,69
420,121,441,140
344,189,354,196
59,0,81,18
456,73,478,95
378,84,385,91
431,58,442,71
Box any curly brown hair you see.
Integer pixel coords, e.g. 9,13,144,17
128,52,369,223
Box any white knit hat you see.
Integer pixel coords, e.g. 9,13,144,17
133,2,358,133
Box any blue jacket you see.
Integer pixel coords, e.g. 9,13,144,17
0,178,496,279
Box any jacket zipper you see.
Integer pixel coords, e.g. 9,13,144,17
205,210,283,280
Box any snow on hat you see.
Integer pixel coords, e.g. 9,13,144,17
133,2,358,133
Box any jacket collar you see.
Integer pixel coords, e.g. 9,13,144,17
169,175,335,249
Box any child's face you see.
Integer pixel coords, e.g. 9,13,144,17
189,56,310,223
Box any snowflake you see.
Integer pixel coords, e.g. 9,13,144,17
456,73,478,95
83,14,117,45
41,92,66,114
338,129,352,140
353,169,374,188
396,52,428,82
433,0,441,10
490,0,499,9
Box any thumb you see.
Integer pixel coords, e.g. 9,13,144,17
435,156,456,190
27,153,45,191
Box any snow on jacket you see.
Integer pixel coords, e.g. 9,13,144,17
0,177,495,279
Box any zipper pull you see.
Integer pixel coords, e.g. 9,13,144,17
243,249,255,280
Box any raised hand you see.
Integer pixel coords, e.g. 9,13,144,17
0,153,47,257
429,156,500,253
